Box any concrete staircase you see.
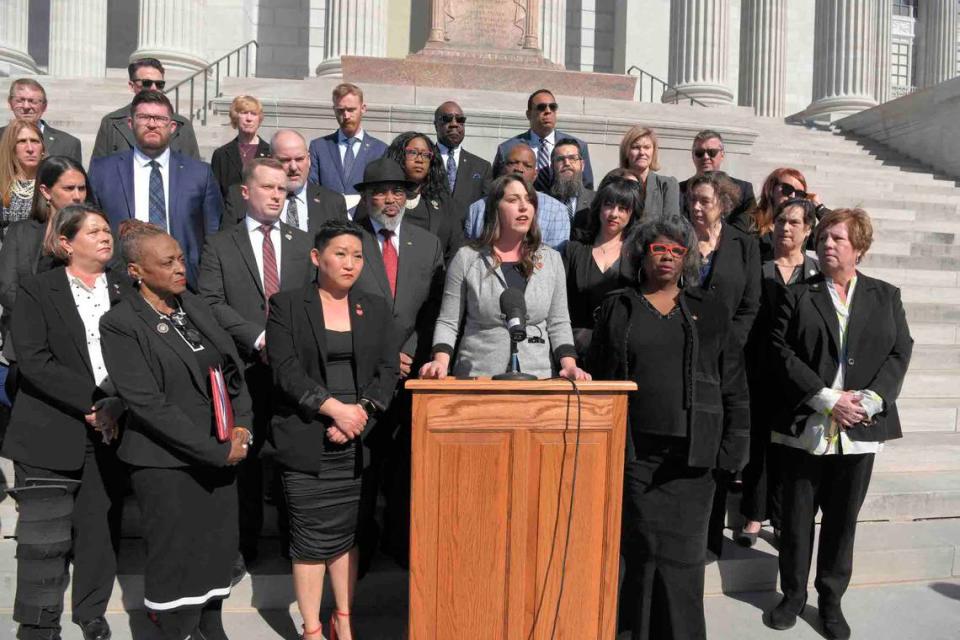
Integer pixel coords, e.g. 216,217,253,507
1,75,959,633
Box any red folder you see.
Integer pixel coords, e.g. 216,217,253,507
210,365,234,442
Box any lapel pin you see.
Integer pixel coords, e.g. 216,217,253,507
157,321,170,334
472,172,481,180
355,303,364,316
809,269,817,276
430,200,439,208
284,232,293,241
692,314,699,320
406,240,413,246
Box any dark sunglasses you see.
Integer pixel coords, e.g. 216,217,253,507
438,114,467,124
135,79,166,90
534,102,559,113
777,182,808,199
649,242,689,257
694,148,722,159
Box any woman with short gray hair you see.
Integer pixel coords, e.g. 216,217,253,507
588,215,750,640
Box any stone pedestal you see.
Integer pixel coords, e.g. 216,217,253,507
0,0,38,76
315,0,387,78
738,0,786,117
803,0,878,123
132,0,208,72
48,0,107,77
874,0,891,103
666,0,734,105
917,0,957,89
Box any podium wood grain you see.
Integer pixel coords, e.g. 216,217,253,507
406,379,635,640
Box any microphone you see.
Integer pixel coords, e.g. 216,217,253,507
500,288,527,343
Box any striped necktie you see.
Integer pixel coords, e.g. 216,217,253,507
259,224,280,306
148,160,166,230
446,150,457,193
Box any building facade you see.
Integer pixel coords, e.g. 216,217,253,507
0,0,956,120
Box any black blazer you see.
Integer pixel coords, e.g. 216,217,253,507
0,219,61,358
1,267,130,471
700,222,761,348
770,272,913,442
448,148,493,224
355,195,464,265
222,182,348,232
198,220,315,361
265,285,398,473
100,291,254,469
210,136,271,199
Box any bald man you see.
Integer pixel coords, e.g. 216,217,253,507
433,101,492,223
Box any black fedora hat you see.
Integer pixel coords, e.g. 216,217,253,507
353,157,417,192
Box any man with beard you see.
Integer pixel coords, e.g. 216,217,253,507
433,101,492,223
352,157,444,569
549,138,595,219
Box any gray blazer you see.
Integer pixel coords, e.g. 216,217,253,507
644,171,681,218
433,245,576,379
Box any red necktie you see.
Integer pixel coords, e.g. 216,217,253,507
260,224,280,308
379,229,398,298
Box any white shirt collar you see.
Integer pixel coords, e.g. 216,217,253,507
338,128,365,144
369,215,402,238
531,130,555,146
134,146,170,168
67,270,108,293
245,215,278,233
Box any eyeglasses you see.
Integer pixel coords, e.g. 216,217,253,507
553,153,581,164
534,102,558,113
134,114,172,125
649,242,689,257
694,148,723,159
404,148,434,160
777,182,808,199
135,79,166,90
438,114,467,124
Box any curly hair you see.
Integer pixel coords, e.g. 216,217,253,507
685,171,742,218
474,175,543,278
626,215,702,287
118,219,169,265
385,131,450,204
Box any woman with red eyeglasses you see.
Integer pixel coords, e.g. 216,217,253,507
588,215,750,640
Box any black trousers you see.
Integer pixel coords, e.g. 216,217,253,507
13,440,120,639
617,436,715,640
740,440,784,526
237,363,271,558
778,446,875,607
154,600,226,640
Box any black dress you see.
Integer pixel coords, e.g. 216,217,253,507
564,240,630,356
281,329,368,561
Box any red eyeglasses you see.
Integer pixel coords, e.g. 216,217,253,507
649,242,689,257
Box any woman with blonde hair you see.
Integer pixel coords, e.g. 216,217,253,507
619,125,680,219
0,119,45,240
210,94,270,198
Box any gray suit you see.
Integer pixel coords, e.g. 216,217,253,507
432,245,575,379
643,171,681,218
0,121,81,164
91,103,200,160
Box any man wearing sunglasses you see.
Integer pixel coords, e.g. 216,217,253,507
492,89,594,192
92,57,200,161
1,78,82,163
679,130,755,220
433,101,492,224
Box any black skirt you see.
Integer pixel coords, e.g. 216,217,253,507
131,466,237,611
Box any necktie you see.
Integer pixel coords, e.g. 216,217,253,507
379,229,398,298
342,137,357,181
285,193,300,229
148,160,166,230
446,150,457,193
260,224,280,307
536,140,551,189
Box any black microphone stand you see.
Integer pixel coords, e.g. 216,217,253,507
493,331,537,381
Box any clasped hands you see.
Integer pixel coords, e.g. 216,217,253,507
831,391,869,428
323,398,369,445
84,397,124,444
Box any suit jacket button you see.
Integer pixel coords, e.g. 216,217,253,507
847,357,855,366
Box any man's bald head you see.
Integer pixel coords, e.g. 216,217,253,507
503,143,537,183
271,129,310,193
434,100,466,149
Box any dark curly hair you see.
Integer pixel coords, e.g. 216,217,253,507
385,131,450,204
685,171,742,218
626,215,702,287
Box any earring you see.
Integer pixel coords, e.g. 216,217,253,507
679,273,686,288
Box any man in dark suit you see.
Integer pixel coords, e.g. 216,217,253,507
88,90,222,289
198,157,314,562
91,57,200,160
307,82,387,212
224,129,348,232
3,78,82,163
433,101,492,224
351,158,444,568
549,137,595,219
679,130,756,220
493,89,594,190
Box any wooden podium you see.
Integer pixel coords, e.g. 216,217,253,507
406,379,636,640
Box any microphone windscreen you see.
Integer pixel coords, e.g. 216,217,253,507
499,287,526,319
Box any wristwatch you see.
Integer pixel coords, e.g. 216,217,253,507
358,398,379,417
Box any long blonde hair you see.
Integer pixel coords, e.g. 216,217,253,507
0,119,44,207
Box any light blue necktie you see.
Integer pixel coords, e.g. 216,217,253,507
342,137,357,180
446,150,457,193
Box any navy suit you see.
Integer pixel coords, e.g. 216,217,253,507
493,129,594,190
308,131,387,195
88,149,223,288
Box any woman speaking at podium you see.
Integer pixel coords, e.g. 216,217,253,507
588,214,750,640
419,174,589,381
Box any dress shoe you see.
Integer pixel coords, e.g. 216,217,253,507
78,617,112,640
819,601,851,640
734,528,758,548
768,595,806,630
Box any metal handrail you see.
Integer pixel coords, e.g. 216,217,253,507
626,65,708,107
164,40,259,126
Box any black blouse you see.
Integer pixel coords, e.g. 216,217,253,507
565,240,630,330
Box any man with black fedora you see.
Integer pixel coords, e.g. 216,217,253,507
351,157,445,569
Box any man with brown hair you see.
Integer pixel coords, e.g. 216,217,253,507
307,83,387,212
2,78,82,163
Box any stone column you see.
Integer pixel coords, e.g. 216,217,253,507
804,0,878,123
0,0,38,76
874,0,891,103
316,0,387,77
917,0,958,88
540,0,566,66
48,0,107,77
522,0,540,50
427,0,445,43
738,0,787,117
132,0,207,72
666,0,734,105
